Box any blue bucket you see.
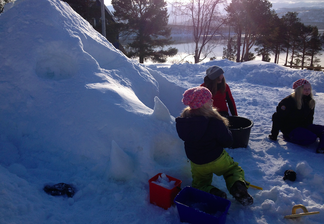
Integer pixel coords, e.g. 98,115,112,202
174,187,231,224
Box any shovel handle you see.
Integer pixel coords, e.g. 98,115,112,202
292,204,308,214
250,184,263,190
284,204,320,219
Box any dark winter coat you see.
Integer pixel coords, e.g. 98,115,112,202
175,116,233,165
272,95,314,136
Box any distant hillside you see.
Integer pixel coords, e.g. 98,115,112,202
276,7,324,29
167,5,324,30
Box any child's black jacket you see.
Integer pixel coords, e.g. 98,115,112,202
176,116,233,165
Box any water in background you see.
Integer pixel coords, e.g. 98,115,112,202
157,41,324,66
128,29,324,66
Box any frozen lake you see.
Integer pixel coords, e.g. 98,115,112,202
161,41,324,67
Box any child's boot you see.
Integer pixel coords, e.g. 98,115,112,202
316,147,324,153
210,187,227,199
230,181,253,206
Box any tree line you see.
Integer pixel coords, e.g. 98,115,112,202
224,0,324,70
172,0,324,68
2,0,323,67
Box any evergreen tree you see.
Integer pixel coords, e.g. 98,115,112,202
271,14,287,64
255,11,288,64
280,12,300,66
225,0,244,62
112,0,177,63
306,27,324,69
288,21,303,67
298,24,313,69
222,37,237,61
255,11,279,62
226,0,273,62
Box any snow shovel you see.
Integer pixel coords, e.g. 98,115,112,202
284,204,319,219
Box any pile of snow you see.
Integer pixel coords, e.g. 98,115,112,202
0,0,324,223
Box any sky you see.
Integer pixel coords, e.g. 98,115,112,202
1,0,324,223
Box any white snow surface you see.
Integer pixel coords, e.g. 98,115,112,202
1,0,324,223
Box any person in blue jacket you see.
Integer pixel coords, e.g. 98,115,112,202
175,86,253,206
269,78,324,153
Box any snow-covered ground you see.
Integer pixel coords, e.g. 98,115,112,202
0,0,324,223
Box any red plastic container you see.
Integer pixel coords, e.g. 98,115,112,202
149,173,182,209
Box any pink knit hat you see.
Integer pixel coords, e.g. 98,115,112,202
182,87,212,109
293,79,309,89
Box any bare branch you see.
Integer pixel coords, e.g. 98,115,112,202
171,0,227,63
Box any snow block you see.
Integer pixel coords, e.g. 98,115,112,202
174,186,231,224
148,173,182,209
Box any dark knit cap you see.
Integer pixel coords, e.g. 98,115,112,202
206,66,224,80
283,170,296,181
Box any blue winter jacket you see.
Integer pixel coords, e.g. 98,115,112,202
176,116,233,165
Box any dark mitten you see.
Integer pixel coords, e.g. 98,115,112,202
283,170,296,181
44,183,76,198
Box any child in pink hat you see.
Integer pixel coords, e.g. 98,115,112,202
269,79,324,153
176,86,253,206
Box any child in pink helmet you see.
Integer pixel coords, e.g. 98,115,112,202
176,86,253,206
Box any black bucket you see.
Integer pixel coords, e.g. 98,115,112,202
227,116,253,148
